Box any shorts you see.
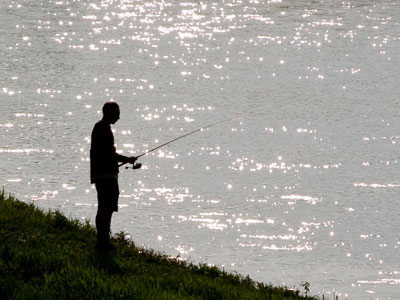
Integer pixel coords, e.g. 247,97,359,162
95,178,120,212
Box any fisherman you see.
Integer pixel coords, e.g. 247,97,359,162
90,102,140,251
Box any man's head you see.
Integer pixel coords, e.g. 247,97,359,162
102,102,120,124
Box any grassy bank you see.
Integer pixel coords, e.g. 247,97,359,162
0,191,311,300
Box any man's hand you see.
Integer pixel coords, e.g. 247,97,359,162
127,156,137,164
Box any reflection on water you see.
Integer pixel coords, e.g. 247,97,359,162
1,0,400,298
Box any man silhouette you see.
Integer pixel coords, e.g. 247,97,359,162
90,102,139,251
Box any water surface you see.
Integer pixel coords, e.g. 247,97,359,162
1,0,400,298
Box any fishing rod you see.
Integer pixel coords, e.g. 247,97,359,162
120,116,241,169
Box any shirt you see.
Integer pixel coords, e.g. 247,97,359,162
90,120,127,183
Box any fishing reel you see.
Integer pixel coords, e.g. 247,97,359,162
125,162,142,170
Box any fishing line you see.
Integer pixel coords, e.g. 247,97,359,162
119,116,242,169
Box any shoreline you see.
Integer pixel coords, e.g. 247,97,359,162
0,191,313,299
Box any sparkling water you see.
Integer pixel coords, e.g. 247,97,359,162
1,0,400,298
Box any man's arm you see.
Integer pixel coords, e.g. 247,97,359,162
116,153,137,165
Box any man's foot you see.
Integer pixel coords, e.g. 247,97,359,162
95,241,116,252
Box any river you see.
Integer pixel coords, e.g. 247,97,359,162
1,0,400,298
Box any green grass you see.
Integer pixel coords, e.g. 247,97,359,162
0,191,312,300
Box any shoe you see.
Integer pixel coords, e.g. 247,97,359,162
95,241,116,252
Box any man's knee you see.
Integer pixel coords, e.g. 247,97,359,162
96,208,113,225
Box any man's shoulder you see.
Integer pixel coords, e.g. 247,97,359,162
93,120,109,132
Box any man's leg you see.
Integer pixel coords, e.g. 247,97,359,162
95,208,113,248
95,178,119,250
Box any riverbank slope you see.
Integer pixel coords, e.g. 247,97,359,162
0,192,310,299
